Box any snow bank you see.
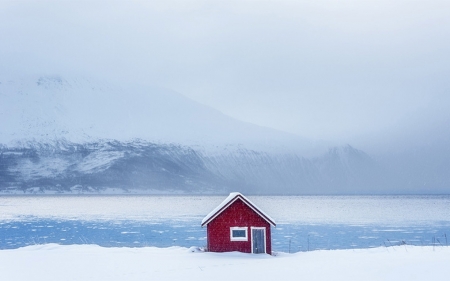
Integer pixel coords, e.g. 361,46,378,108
0,244,449,280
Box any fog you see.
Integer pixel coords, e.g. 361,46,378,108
1,0,449,151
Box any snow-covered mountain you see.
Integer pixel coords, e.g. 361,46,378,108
0,75,315,154
1,75,445,195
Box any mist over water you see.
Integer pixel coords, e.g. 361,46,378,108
2,195,450,225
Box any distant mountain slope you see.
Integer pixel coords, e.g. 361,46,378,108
0,140,222,193
312,145,389,194
0,140,385,195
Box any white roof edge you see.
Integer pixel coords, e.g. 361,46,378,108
201,192,276,227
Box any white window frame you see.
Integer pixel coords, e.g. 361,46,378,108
250,227,266,254
230,227,248,241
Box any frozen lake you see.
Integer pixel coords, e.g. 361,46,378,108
1,195,449,252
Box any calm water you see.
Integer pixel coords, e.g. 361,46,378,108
1,195,449,252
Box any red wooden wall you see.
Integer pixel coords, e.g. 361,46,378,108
206,199,272,254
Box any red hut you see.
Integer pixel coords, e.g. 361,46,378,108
201,192,276,254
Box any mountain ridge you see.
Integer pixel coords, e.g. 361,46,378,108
0,139,383,195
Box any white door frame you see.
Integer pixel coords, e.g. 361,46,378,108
250,227,266,254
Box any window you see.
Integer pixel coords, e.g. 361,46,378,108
230,227,248,241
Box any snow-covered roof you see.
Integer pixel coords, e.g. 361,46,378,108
201,192,276,227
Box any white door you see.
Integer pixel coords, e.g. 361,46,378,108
251,228,266,254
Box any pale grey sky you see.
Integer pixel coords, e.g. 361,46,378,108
1,0,449,147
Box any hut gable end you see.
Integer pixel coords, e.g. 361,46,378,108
201,192,276,227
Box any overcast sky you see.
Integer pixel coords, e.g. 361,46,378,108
1,0,449,148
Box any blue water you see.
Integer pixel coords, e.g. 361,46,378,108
2,195,450,252
0,219,205,249
273,223,449,252
1,219,449,252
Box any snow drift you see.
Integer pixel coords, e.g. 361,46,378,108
0,244,449,281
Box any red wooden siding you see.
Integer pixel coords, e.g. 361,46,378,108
207,198,272,253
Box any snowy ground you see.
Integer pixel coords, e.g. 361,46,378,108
1,244,449,281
